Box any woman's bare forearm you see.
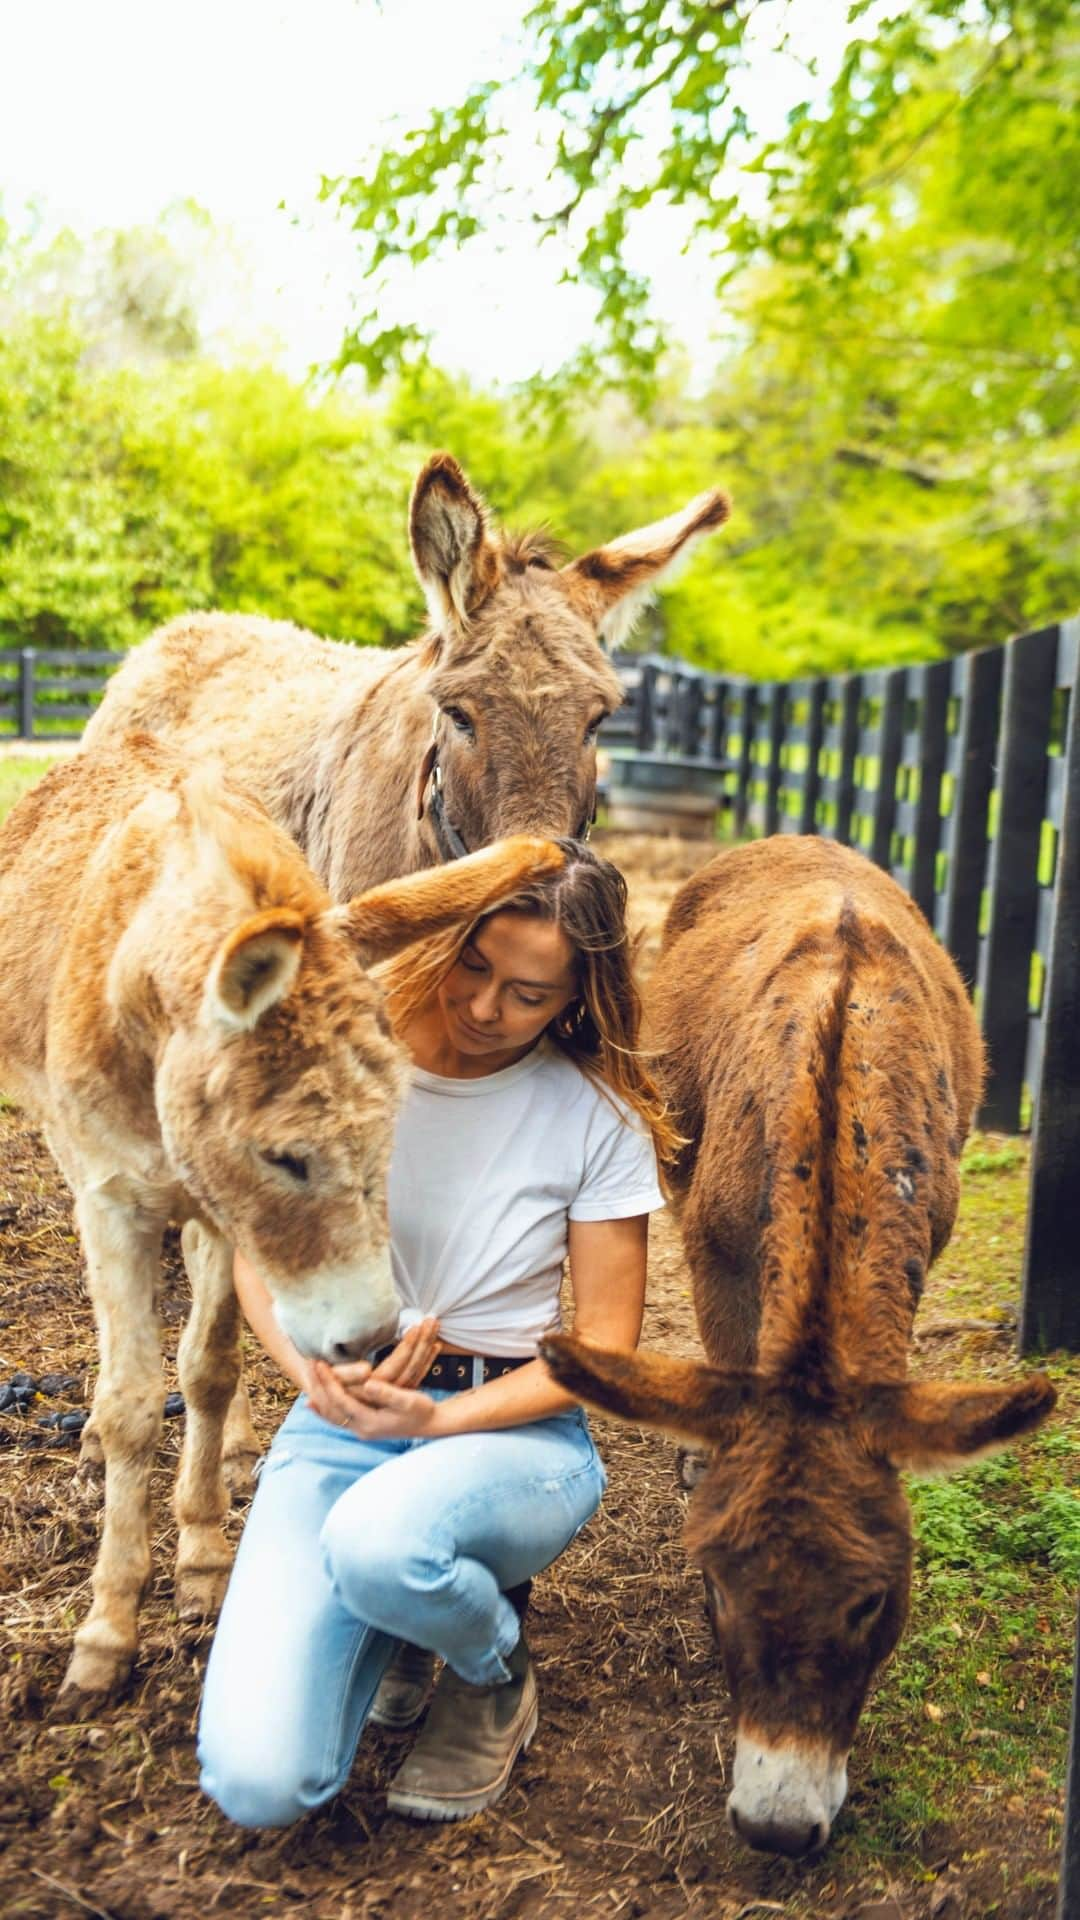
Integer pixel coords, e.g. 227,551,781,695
233,1252,312,1393
426,1356,576,1434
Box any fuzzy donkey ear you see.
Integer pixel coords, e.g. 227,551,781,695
334,834,565,967
410,453,502,632
562,489,731,649
208,911,305,1029
540,1334,760,1446
859,1373,1056,1472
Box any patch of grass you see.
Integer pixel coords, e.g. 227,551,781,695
929,1130,1033,1333
833,1135,1080,1874
961,1140,1024,1176
0,756,61,826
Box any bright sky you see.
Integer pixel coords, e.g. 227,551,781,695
1,0,854,384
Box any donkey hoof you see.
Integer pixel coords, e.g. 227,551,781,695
175,1566,231,1620
676,1445,708,1491
73,1458,105,1504
222,1448,260,1500
57,1644,129,1711
75,1427,105,1498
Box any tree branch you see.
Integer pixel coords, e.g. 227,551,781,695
543,41,698,229
855,37,1009,197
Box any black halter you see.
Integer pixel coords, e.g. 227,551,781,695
428,760,471,862
423,749,597,863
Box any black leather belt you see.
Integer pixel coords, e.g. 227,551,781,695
373,1348,529,1392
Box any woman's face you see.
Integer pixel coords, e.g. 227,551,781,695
437,910,578,1064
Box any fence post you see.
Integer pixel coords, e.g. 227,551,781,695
978,625,1059,1131
797,680,826,834
763,683,787,836
1018,619,1080,1351
938,646,1005,988
1060,1599,1080,1920
734,682,758,836
909,659,951,921
637,660,657,751
677,670,704,759
832,675,861,846
708,675,730,764
18,649,35,739
869,668,906,870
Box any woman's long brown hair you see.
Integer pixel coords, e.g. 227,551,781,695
375,839,681,1170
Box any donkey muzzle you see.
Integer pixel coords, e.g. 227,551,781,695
727,1730,847,1857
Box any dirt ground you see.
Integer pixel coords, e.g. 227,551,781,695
0,831,1067,1920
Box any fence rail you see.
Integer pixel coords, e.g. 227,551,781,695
0,649,125,739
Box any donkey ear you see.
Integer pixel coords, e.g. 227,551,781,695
410,453,502,631
540,1334,760,1445
563,489,731,648
334,834,565,966
860,1373,1057,1473
208,910,304,1030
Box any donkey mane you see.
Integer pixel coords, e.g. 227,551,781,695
756,907,858,1379
755,900,949,1386
500,527,566,572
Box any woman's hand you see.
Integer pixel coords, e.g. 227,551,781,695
305,1317,444,1440
328,1316,441,1393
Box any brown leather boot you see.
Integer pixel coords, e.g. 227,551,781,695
373,1583,532,1735
385,1634,538,1821
369,1640,437,1730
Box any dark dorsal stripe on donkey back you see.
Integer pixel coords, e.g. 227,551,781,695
753,900,860,1381
754,900,954,1388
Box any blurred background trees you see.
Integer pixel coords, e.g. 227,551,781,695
1,0,1075,674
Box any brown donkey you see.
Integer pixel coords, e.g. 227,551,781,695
84,453,731,895
543,836,1055,1857
0,733,561,1707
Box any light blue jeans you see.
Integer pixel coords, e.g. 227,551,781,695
197,1393,606,1828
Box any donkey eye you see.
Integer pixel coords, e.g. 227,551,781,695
846,1588,886,1632
584,713,606,744
262,1150,309,1184
443,705,474,738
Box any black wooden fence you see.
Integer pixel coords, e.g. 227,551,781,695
0,648,124,738
607,617,1080,1357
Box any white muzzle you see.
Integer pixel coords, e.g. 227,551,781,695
271,1251,401,1361
727,1730,848,1858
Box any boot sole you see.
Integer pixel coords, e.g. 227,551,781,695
385,1697,539,1822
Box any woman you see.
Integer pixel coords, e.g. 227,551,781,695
198,839,675,1828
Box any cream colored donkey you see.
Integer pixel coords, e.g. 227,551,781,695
0,732,560,1707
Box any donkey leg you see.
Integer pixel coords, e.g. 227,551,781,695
222,1371,261,1498
173,1221,243,1617
75,1396,106,1493
60,1191,164,1708
44,1128,105,1491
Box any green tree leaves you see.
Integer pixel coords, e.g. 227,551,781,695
0,313,426,654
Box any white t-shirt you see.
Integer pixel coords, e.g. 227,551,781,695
387,1039,665,1356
